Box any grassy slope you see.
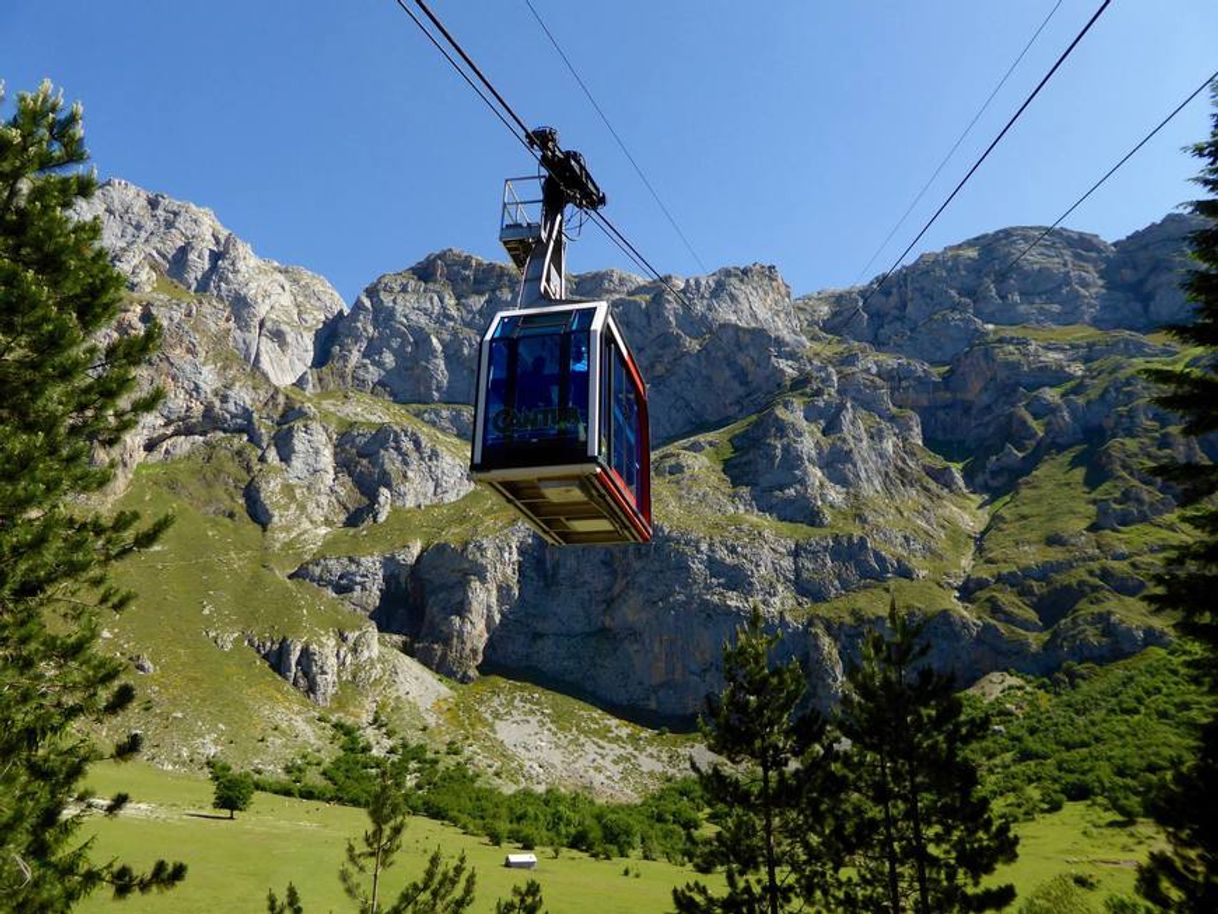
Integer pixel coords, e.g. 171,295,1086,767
102,434,689,791
997,802,1158,902
77,763,1157,914
102,439,360,769
436,675,702,797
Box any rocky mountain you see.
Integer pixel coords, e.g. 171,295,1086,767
79,178,1208,787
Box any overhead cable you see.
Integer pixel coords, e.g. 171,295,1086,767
854,0,1064,284
523,0,709,274
410,0,533,139
998,69,1218,275
391,0,529,148
860,0,1112,308
394,0,693,306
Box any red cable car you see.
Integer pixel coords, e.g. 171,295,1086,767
470,129,652,545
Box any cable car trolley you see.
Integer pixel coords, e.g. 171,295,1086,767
471,128,652,545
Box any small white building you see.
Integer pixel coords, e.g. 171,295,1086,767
504,853,538,869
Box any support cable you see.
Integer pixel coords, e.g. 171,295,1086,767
393,0,693,306
392,0,531,152
523,0,709,273
411,0,534,140
860,0,1111,309
998,69,1218,275
854,0,1064,284
831,71,1218,339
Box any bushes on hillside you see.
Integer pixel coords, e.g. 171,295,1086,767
972,647,1211,819
252,720,702,863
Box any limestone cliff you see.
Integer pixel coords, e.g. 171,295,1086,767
78,179,1200,735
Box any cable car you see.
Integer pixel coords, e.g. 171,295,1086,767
470,128,652,545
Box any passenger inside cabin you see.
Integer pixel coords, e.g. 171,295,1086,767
518,354,553,410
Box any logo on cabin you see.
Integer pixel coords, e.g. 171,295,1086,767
492,406,582,435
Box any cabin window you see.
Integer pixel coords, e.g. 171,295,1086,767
482,309,596,452
603,339,642,503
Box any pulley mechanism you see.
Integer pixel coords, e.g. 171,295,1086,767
500,128,605,306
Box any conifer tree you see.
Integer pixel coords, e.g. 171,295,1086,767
672,608,836,914
0,81,182,912
341,765,410,914
382,848,476,914
494,879,547,914
337,760,477,914
1137,81,1218,914
267,883,305,914
834,599,1017,914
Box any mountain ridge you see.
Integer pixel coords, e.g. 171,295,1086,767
72,177,1205,781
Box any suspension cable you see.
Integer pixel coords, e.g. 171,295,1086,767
523,0,708,274
394,0,694,306
860,0,1112,309
998,70,1218,276
854,0,1064,284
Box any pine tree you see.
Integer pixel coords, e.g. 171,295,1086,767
341,765,410,914
0,81,182,912
382,847,476,914
672,608,837,914
495,880,547,914
267,883,305,914
1136,80,1218,914
834,598,1018,914
338,761,477,914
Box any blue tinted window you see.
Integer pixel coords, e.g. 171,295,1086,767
484,340,511,447
483,332,586,447
610,351,639,501
568,331,590,446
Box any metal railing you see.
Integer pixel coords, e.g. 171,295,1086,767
500,177,543,236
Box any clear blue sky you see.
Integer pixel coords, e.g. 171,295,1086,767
3,1,1216,304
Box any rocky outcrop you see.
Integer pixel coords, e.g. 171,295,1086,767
1101,213,1202,329
75,179,345,386
242,401,473,541
291,547,423,631
904,332,1180,494
335,425,473,519
297,523,1168,722
315,252,807,442
295,523,916,718
724,371,928,526
244,627,379,706
800,215,1201,364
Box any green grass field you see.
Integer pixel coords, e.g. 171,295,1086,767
998,802,1159,903
77,763,1158,913
79,763,698,914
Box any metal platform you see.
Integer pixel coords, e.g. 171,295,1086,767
476,463,648,546
499,178,542,270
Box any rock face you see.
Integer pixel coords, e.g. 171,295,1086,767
297,523,1169,723
245,628,379,706
75,179,345,386
801,215,1202,363
83,178,1200,727
315,252,806,443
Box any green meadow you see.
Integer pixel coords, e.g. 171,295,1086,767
78,763,1157,913
79,763,698,914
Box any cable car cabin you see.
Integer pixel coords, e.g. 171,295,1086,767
471,301,652,546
